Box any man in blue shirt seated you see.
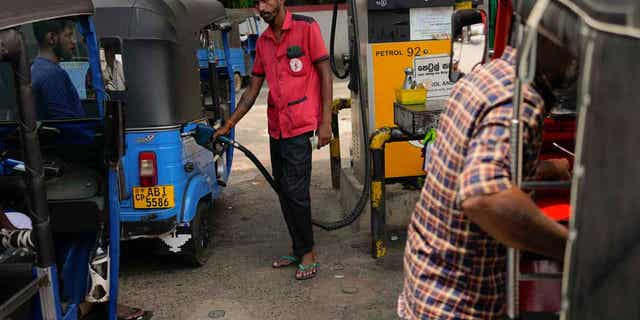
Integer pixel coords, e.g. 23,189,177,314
31,19,85,120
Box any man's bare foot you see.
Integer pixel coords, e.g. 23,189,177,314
272,255,299,268
295,251,318,280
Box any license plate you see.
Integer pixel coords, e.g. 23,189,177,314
133,185,175,209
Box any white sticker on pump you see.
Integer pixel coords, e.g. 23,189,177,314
413,54,454,100
409,7,453,41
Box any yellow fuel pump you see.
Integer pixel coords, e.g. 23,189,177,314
348,1,455,180
329,0,458,258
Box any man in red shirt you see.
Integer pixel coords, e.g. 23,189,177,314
214,0,333,280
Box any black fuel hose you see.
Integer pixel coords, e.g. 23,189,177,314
330,0,349,79
312,0,370,231
217,136,278,193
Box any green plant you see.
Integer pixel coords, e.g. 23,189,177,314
224,0,254,8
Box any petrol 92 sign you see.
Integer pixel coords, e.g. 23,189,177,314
406,46,430,57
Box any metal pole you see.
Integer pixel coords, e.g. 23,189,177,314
369,128,392,259
221,29,236,174
330,109,341,189
370,146,386,259
507,73,523,319
330,99,350,189
208,60,221,118
507,2,548,317
507,19,525,320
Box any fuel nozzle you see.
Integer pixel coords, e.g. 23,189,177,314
194,124,216,147
193,124,230,157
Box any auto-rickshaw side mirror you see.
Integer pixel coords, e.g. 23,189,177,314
104,100,125,162
449,9,488,83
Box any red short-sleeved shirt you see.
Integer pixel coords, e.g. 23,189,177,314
251,11,329,139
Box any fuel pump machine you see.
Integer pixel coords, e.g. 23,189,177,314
336,0,456,257
349,0,454,180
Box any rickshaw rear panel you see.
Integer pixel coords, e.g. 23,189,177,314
92,0,232,255
118,128,218,234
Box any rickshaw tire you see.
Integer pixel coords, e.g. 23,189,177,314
183,200,211,267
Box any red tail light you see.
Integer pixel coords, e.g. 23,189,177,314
139,151,157,187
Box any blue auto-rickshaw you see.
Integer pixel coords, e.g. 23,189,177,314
92,0,236,266
0,1,122,319
197,14,258,93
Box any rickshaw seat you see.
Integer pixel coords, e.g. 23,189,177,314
0,165,100,233
46,165,101,233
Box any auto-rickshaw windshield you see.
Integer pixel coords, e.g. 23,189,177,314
0,18,100,123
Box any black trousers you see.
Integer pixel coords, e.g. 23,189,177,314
270,132,314,258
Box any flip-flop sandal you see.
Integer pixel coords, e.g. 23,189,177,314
295,262,319,280
272,255,299,268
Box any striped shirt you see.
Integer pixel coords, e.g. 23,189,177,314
398,47,545,320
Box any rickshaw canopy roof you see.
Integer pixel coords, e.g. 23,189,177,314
168,0,227,33
92,0,177,41
92,0,228,128
514,0,640,62
515,0,640,32
0,0,94,30
570,0,640,28
92,0,226,42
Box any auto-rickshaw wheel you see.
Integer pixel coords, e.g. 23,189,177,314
184,200,211,267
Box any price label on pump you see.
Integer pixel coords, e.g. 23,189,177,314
413,54,454,100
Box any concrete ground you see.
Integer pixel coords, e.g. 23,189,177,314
118,81,408,320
